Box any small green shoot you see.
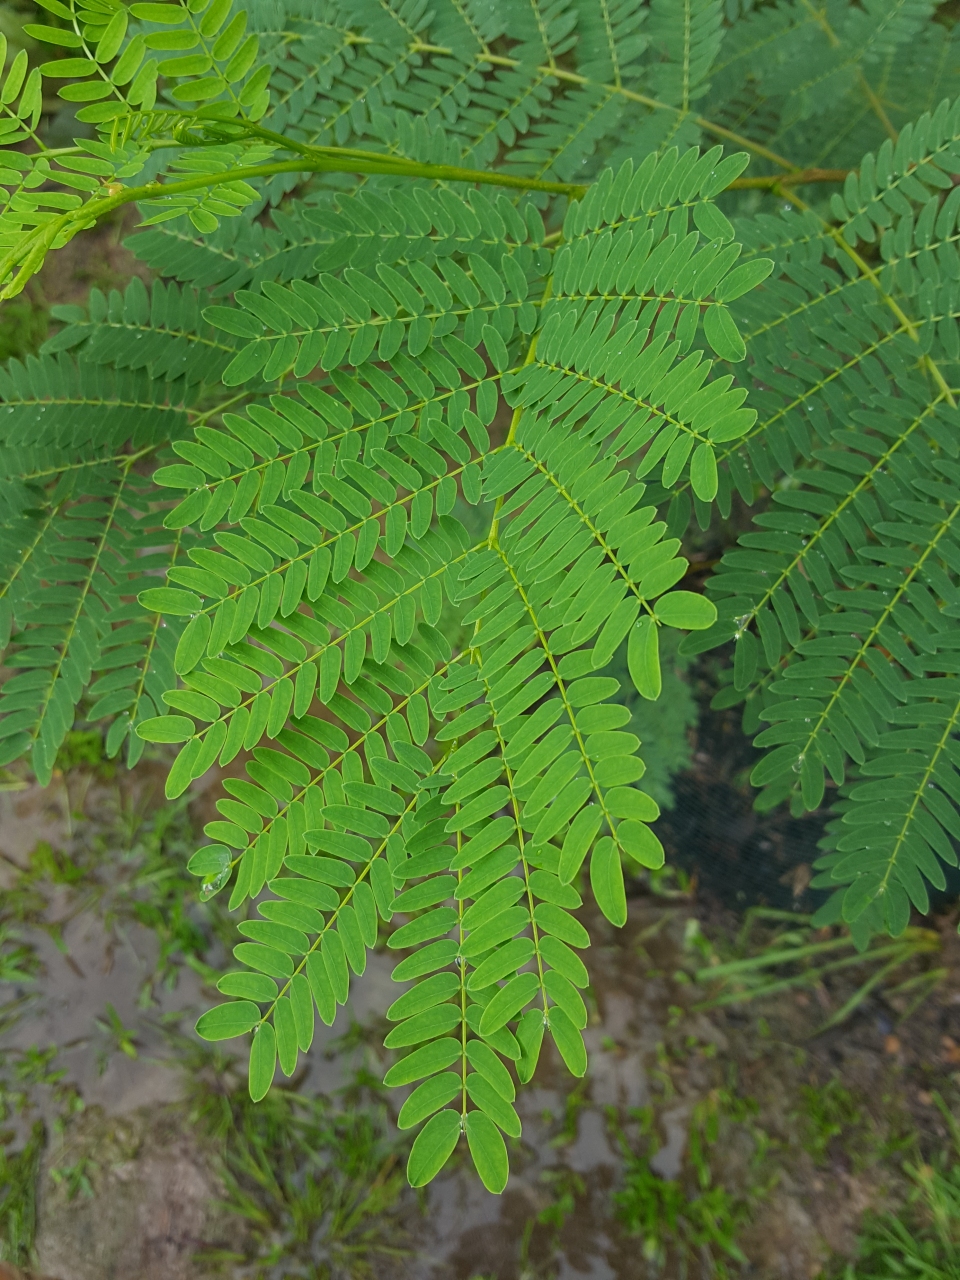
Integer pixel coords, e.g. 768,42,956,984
609,1092,768,1276
94,1003,139,1074
797,1076,863,1165
842,1096,960,1279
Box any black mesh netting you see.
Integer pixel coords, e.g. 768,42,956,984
650,656,960,918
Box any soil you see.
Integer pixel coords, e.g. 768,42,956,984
2,758,958,1280
35,1106,238,1280
33,206,153,315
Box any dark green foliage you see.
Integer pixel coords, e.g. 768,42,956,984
690,107,960,940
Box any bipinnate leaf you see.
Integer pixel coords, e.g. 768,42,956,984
2,0,948,1200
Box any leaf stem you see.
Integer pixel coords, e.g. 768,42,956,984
730,168,848,189
0,157,583,300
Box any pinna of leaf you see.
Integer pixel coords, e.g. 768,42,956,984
177,145,746,1192
188,429,723,1191
104,107,756,1189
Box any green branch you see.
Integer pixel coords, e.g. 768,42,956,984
0,149,585,301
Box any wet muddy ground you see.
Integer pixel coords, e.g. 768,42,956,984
2,760,959,1280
